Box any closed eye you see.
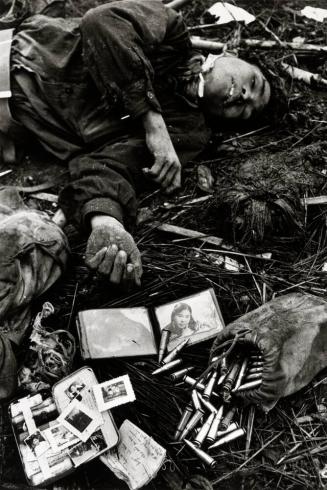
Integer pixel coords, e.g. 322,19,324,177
251,76,256,89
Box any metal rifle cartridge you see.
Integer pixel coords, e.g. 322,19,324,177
217,372,227,386
216,421,238,438
221,356,228,375
194,412,216,447
203,370,218,400
179,408,204,441
192,390,201,411
209,428,245,449
247,367,263,374
219,406,237,431
248,361,264,367
206,405,223,443
233,358,248,391
184,440,216,468
152,358,182,375
222,360,241,402
158,329,170,364
162,338,189,365
249,355,262,361
198,393,217,413
174,403,193,441
245,372,263,381
235,380,262,392
170,366,194,382
183,375,206,391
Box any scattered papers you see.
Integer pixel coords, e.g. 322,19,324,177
207,2,255,25
103,420,166,490
301,7,327,22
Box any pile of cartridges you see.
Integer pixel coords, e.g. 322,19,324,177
152,334,263,467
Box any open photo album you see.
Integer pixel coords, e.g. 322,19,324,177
77,288,225,359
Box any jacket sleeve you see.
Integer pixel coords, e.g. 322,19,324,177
80,0,191,119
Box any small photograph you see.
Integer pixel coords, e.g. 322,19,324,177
64,379,86,402
24,430,50,457
155,288,225,351
58,399,102,443
69,439,98,467
43,422,80,451
91,429,108,453
93,375,136,411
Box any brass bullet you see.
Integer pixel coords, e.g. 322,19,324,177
179,408,204,441
209,428,245,449
192,390,201,411
235,380,262,392
174,403,193,441
152,358,182,375
193,412,216,447
162,338,189,365
216,421,238,438
219,406,237,431
170,366,194,382
158,329,170,364
183,375,206,391
206,406,223,443
245,373,262,381
184,440,216,468
198,393,217,413
233,358,248,391
203,370,218,400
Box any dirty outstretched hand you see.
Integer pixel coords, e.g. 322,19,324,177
85,215,142,287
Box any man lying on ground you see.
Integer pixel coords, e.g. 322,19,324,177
2,0,271,287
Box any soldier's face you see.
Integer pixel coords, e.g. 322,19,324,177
203,56,271,120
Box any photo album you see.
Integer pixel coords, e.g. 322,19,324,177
77,288,225,358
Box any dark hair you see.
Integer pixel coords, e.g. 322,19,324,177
243,52,290,124
171,303,197,331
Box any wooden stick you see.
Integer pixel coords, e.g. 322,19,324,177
166,0,193,9
190,36,327,53
301,196,327,206
281,62,327,88
156,222,223,246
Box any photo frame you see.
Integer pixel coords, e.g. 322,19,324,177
93,375,136,411
154,288,225,351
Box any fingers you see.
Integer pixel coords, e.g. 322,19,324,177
85,246,107,270
165,167,182,194
130,249,143,286
110,250,127,284
147,154,181,190
98,244,118,275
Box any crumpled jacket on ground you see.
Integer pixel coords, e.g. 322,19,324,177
0,187,69,399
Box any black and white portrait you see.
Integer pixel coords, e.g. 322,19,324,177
155,289,225,350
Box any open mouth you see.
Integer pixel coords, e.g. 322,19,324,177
222,77,243,108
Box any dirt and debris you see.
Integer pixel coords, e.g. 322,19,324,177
1,0,327,489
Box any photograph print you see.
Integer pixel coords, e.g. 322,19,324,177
154,288,225,351
58,399,102,442
93,374,136,411
69,438,98,467
64,379,86,402
43,423,80,451
24,429,50,458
